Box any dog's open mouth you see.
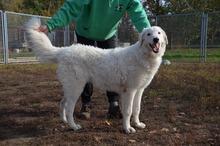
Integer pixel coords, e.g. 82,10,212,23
149,43,160,53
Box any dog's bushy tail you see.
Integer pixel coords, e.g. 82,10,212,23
24,18,59,63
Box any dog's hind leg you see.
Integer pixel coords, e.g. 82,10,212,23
66,95,82,130
60,98,67,123
121,90,136,133
62,84,84,131
132,88,146,129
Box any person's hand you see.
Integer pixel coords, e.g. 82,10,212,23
38,25,49,34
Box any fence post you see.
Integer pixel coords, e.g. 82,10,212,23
200,13,208,62
3,11,9,64
204,14,208,62
1,11,4,63
64,25,70,46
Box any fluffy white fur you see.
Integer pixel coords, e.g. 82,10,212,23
24,18,168,134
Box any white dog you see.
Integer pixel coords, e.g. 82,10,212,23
24,18,168,134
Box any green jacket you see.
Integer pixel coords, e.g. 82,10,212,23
45,0,151,41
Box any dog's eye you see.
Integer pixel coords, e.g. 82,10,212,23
158,32,161,34
147,33,151,36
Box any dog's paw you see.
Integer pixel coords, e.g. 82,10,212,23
124,126,136,134
70,124,82,131
61,117,67,124
134,122,146,129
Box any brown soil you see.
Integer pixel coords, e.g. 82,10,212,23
0,64,219,146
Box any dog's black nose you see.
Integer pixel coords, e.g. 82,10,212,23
153,37,159,43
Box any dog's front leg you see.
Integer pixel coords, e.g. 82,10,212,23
132,89,146,129
121,91,136,133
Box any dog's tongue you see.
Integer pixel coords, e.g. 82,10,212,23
152,44,159,53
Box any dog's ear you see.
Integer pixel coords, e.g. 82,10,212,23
161,28,168,45
139,28,147,48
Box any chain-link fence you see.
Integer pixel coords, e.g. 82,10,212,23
161,12,220,63
1,11,74,64
206,12,220,62
3,12,70,63
119,12,220,63
156,13,203,62
0,10,4,63
0,11,219,64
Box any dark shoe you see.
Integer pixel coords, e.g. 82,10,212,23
79,103,91,119
106,102,122,119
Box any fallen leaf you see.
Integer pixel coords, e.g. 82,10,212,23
184,123,190,126
160,128,169,132
94,136,101,143
105,120,111,126
129,139,136,143
172,127,177,132
149,130,157,134
175,133,181,139
179,112,186,116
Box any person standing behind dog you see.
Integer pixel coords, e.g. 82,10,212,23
38,0,151,119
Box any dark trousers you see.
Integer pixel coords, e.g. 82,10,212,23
76,32,119,104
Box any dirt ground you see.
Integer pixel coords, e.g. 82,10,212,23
0,64,219,146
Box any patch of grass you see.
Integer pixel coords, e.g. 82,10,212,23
0,63,219,110
0,63,219,145
0,64,57,71
164,49,220,62
2,48,220,64
145,63,220,109
9,52,36,58
206,49,220,62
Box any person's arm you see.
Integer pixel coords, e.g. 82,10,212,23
45,0,84,32
127,0,151,33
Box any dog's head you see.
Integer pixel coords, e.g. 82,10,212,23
139,26,168,56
